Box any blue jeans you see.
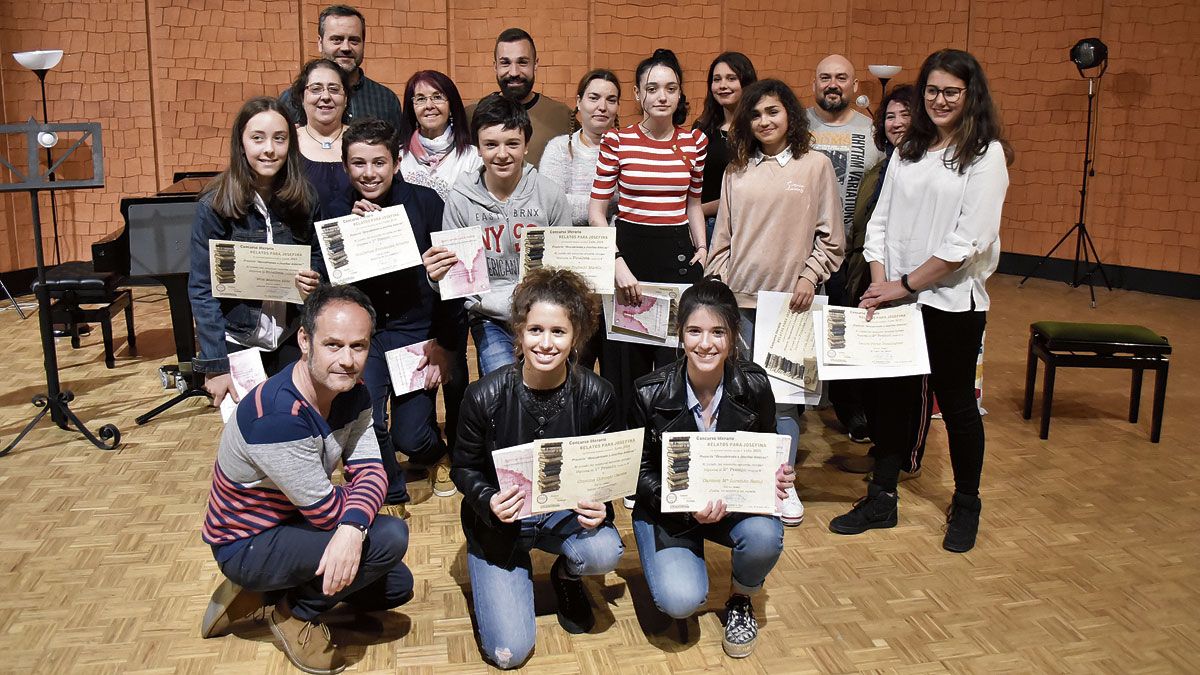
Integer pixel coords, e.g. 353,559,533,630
469,317,516,376
632,507,783,619
467,510,624,669
217,516,413,622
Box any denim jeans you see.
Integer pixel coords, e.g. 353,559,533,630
469,317,517,376
217,516,413,622
467,510,624,669
631,506,783,619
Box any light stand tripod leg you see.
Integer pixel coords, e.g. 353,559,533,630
0,277,27,319
135,387,210,426
1019,223,1080,287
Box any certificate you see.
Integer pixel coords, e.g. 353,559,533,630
519,227,615,294
218,348,268,423
814,304,931,380
613,293,670,339
660,431,781,515
314,205,423,285
603,282,690,347
493,442,535,519
430,226,490,300
531,427,643,514
209,240,308,304
384,339,434,396
752,291,827,406
764,301,819,391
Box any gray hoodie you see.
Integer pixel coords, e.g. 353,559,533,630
442,163,571,322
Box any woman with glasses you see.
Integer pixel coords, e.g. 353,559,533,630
829,50,1011,554
291,58,352,210
398,70,482,201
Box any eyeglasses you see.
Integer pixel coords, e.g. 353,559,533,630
306,83,344,97
411,93,448,107
924,85,965,103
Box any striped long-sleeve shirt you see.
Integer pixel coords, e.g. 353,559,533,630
590,124,708,227
202,363,386,560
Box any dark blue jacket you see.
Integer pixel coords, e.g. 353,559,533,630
323,177,464,350
188,195,324,374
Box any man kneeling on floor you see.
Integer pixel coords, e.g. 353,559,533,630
199,283,412,675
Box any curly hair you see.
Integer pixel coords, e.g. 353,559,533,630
509,267,600,357
727,79,812,171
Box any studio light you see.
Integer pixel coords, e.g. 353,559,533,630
1070,38,1108,75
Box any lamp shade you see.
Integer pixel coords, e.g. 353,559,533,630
868,64,902,79
13,50,63,71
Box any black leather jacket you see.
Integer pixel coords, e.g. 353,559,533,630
451,363,619,566
631,358,777,535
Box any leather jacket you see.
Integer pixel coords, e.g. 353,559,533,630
451,363,618,566
631,358,776,535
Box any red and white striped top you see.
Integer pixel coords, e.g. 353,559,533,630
591,124,708,227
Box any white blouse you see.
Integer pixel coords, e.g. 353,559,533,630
863,140,1008,312
399,146,483,202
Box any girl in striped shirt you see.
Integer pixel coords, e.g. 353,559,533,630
589,48,709,420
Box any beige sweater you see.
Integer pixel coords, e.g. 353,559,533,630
705,149,845,308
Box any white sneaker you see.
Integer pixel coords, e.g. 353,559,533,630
780,487,804,527
623,496,635,510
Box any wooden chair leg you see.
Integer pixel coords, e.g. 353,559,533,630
124,293,137,356
1151,362,1168,443
1129,367,1143,423
1023,338,1038,420
1040,363,1056,440
101,313,115,369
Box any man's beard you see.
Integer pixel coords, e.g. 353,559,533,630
500,76,533,101
817,88,849,113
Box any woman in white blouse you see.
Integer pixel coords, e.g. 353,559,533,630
829,49,1010,554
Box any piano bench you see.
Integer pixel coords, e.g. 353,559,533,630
33,261,137,369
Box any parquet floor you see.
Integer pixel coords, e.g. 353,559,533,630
0,275,1197,674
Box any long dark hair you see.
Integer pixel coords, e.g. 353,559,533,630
693,52,757,139
676,278,742,361
727,79,811,171
399,70,472,156
872,83,915,152
288,58,350,127
899,49,1010,173
635,49,689,127
567,69,621,159
203,97,312,230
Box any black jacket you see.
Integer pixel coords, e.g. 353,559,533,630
631,358,777,535
451,363,619,566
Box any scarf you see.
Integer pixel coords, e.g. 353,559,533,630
408,125,455,171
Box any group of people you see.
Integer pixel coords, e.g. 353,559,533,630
191,4,1011,672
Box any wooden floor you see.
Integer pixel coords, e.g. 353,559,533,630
0,275,1197,674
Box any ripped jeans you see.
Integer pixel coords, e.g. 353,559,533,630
466,509,624,669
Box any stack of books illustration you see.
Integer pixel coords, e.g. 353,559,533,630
537,441,562,494
321,220,349,270
666,436,691,492
523,229,545,273
214,242,237,285
826,307,847,351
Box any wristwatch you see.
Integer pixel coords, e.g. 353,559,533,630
340,521,368,541
901,273,916,294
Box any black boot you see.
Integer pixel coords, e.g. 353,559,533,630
943,492,981,552
550,557,594,634
829,483,898,534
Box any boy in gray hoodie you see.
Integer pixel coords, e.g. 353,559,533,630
424,94,571,375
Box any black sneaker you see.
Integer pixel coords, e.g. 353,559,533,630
848,414,871,444
829,483,898,534
550,557,594,634
722,594,758,658
943,492,982,553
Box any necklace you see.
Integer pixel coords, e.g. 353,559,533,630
638,121,673,141
304,124,344,150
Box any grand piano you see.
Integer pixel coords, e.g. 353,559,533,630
112,171,217,424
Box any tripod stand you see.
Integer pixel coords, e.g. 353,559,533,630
1020,75,1112,307
0,119,120,457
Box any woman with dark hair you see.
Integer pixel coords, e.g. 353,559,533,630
590,48,708,420
188,97,322,408
693,52,757,245
630,278,792,659
830,49,1011,553
291,58,352,210
398,69,482,201
452,267,624,669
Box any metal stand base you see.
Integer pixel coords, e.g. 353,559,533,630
1,391,120,457
135,386,210,426
0,278,27,319
1018,220,1112,308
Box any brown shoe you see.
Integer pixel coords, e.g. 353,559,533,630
432,457,457,497
378,503,409,520
269,599,346,675
199,578,266,639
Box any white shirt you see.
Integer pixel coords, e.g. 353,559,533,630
227,194,290,350
399,146,482,202
863,140,1008,312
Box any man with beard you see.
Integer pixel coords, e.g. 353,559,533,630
465,28,572,166
279,5,403,131
806,54,884,447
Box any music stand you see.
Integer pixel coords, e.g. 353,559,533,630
0,119,120,456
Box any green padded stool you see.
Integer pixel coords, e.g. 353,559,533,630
1023,321,1170,442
